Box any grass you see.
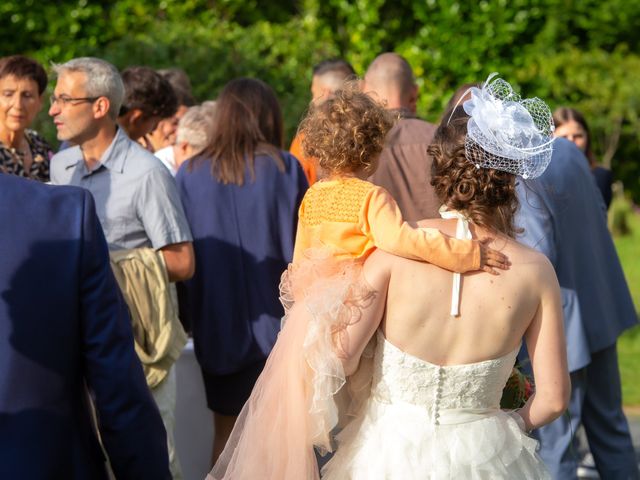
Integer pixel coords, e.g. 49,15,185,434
613,203,640,406
619,326,640,407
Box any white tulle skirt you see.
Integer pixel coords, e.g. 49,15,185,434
209,247,548,480
322,398,550,480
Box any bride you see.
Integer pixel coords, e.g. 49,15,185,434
210,75,570,479
322,77,570,479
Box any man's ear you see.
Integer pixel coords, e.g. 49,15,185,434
174,141,193,168
128,108,145,125
93,97,112,120
117,108,144,128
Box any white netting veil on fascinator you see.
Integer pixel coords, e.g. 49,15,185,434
462,73,554,179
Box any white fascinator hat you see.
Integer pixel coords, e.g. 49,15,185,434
462,73,555,179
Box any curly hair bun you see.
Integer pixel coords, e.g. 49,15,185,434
429,107,520,238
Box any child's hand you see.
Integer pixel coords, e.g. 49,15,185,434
478,237,510,274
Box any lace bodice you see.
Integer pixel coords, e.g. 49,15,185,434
371,331,518,423
324,332,547,480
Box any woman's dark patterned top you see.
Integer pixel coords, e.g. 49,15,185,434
0,129,53,182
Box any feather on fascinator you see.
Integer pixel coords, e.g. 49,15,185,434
462,73,554,179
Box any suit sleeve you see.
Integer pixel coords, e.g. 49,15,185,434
362,187,481,272
78,190,171,480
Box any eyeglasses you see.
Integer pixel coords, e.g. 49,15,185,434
49,94,100,107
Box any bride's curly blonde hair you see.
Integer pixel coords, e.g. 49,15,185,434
429,106,521,238
299,83,394,176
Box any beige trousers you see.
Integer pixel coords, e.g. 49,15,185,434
151,364,183,480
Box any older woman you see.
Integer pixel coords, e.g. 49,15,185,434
176,78,307,466
155,101,216,175
0,55,52,182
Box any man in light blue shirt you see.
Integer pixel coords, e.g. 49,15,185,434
51,125,190,252
49,57,194,479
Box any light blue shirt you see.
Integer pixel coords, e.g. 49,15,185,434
51,127,192,250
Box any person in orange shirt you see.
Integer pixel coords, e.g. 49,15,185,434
290,59,356,185
210,86,510,480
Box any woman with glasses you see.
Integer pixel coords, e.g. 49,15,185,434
0,55,53,182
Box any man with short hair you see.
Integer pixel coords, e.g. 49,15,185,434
0,173,171,479
309,58,356,105
364,52,441,221
118,65,178,144
147,68,197,155
49,57,194,479
290,58,356,185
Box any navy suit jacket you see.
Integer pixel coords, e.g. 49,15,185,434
516,139,637,372
0,174,170,479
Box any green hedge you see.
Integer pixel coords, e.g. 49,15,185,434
2,0,639,201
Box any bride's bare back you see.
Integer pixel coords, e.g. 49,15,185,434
339,217,569,432
380,218,552,366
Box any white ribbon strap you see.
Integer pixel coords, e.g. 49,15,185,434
438,206,472,316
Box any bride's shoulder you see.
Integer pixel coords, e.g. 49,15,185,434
508,242,557,282
364,247,415,275
510,240,551,265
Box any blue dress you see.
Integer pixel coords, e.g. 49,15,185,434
176,152,307,378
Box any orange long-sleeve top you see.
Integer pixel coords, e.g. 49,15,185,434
293,177,481,272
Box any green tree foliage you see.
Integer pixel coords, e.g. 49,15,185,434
1,0,638,201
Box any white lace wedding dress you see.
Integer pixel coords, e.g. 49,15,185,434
321,330,550,479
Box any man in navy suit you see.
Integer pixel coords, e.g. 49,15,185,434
516,138,639,479
0,173,170,479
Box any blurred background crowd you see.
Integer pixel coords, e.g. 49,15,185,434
0,1,636,200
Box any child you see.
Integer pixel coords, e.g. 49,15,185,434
210,86,509,480
293,86,507,271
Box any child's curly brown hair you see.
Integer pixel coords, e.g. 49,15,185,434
299,83,394,176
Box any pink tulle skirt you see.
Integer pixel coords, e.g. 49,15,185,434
209,249,375,480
